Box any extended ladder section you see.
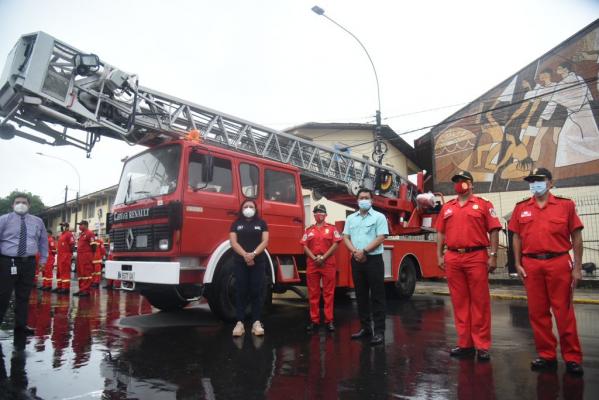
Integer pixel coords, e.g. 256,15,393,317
0,32,433,233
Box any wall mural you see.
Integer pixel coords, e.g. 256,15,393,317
433,21,599,192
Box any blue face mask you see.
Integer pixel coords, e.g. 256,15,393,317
529,181,548,197
358,199,372,210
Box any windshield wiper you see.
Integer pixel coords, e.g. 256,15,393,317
124,176,137,205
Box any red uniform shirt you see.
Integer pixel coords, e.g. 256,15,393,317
508,193,583,254
436,195,502,248
77,229,96,254
300,223,342,267
58,231,75,255
93,238,106,261
48,235,57,255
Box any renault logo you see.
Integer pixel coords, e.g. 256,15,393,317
126,228,134,250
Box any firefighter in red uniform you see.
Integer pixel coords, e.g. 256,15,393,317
509,168,584,376
75,220,96,297
300,204,342,332
39,229,57,290
91,237,106,288
436,171,501,361
56,222,75,294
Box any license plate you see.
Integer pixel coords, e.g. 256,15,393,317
118,271,135,281
136,235,148,248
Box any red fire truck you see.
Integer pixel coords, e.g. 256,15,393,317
0,32,444,321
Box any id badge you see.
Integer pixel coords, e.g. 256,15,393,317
11,266,17,275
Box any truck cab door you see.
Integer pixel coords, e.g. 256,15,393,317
181,150,238,255
261,168,304,254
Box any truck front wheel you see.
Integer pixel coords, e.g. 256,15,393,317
141,286,190,311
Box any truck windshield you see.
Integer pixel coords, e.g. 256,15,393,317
114,144,181,205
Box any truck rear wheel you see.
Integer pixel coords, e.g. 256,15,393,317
207,256,272,322
393,258,417,299
141,286,190,311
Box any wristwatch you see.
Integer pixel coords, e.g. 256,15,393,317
489,252,497,257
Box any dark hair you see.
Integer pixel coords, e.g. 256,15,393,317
47,229,52,234
12,192,30,204
356,188,373,198
558,62,572,72
238,198,259,219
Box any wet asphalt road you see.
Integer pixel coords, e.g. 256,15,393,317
0,287,597,399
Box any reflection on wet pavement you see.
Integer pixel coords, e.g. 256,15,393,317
0,289,596,399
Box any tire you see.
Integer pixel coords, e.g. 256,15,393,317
393,258,417,299
207,256,271,322
141,285,189,311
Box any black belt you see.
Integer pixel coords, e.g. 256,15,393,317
0,254,36,262
447,246,487,254
523,252,568,260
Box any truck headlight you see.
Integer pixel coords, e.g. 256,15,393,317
158,239,169,250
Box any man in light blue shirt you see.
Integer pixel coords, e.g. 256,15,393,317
0,193,47,335
343,188,389,346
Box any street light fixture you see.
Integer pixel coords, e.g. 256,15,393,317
311,5,386,163
36,152,81,228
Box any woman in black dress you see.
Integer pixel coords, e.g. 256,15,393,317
229,199,269,336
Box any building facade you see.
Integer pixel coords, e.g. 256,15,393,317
286,123,422,225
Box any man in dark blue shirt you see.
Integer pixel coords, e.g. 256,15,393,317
0,193,47,335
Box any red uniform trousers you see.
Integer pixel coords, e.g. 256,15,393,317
92,259,102,285
41,254,55,288
306,265,336,324
57,253,72,290
445,251,491,350
522,254,582,363
76,251,94,293
105,279,121,288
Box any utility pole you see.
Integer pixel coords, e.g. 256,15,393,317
63,185,68,222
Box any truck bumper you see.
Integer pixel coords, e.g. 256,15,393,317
106,260,182,285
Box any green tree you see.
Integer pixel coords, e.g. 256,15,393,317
0,190,46,215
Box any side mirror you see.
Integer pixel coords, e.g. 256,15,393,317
202,154,214,183
106,212,113,236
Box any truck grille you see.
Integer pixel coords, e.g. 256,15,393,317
111,224,170,252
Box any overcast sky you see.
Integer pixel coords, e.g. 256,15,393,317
1,0,598,207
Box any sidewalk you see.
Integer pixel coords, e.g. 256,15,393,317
416,280,599,305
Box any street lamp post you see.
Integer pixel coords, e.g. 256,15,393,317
36,152,81,229
311,5,387,164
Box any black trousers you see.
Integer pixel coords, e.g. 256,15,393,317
0,256,36,328
234,259,266,323
351,254,386,334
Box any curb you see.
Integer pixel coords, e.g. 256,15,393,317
418,290,599,305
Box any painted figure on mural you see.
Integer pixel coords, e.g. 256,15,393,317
551,62,599,167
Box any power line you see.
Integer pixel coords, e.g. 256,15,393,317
341,76,599,149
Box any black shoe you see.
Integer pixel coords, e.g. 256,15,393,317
306,322,319,332
370,333,384,346
477,349,491,362
351,329,372,340
325,322,335,332
530,358,558,371
103,285,113,290
14,326,35,336
450,347,476,358
73,291,90,297
565,362,584,376
51,287,60,293
59,289,70,295
91,283,100,288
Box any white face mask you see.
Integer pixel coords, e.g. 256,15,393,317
13,203,29,215
242,207,256,218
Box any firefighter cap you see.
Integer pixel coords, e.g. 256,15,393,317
524,167,552,182
77,220,89,225
60,221,70,227
451,170,473,183
313,204,327,213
